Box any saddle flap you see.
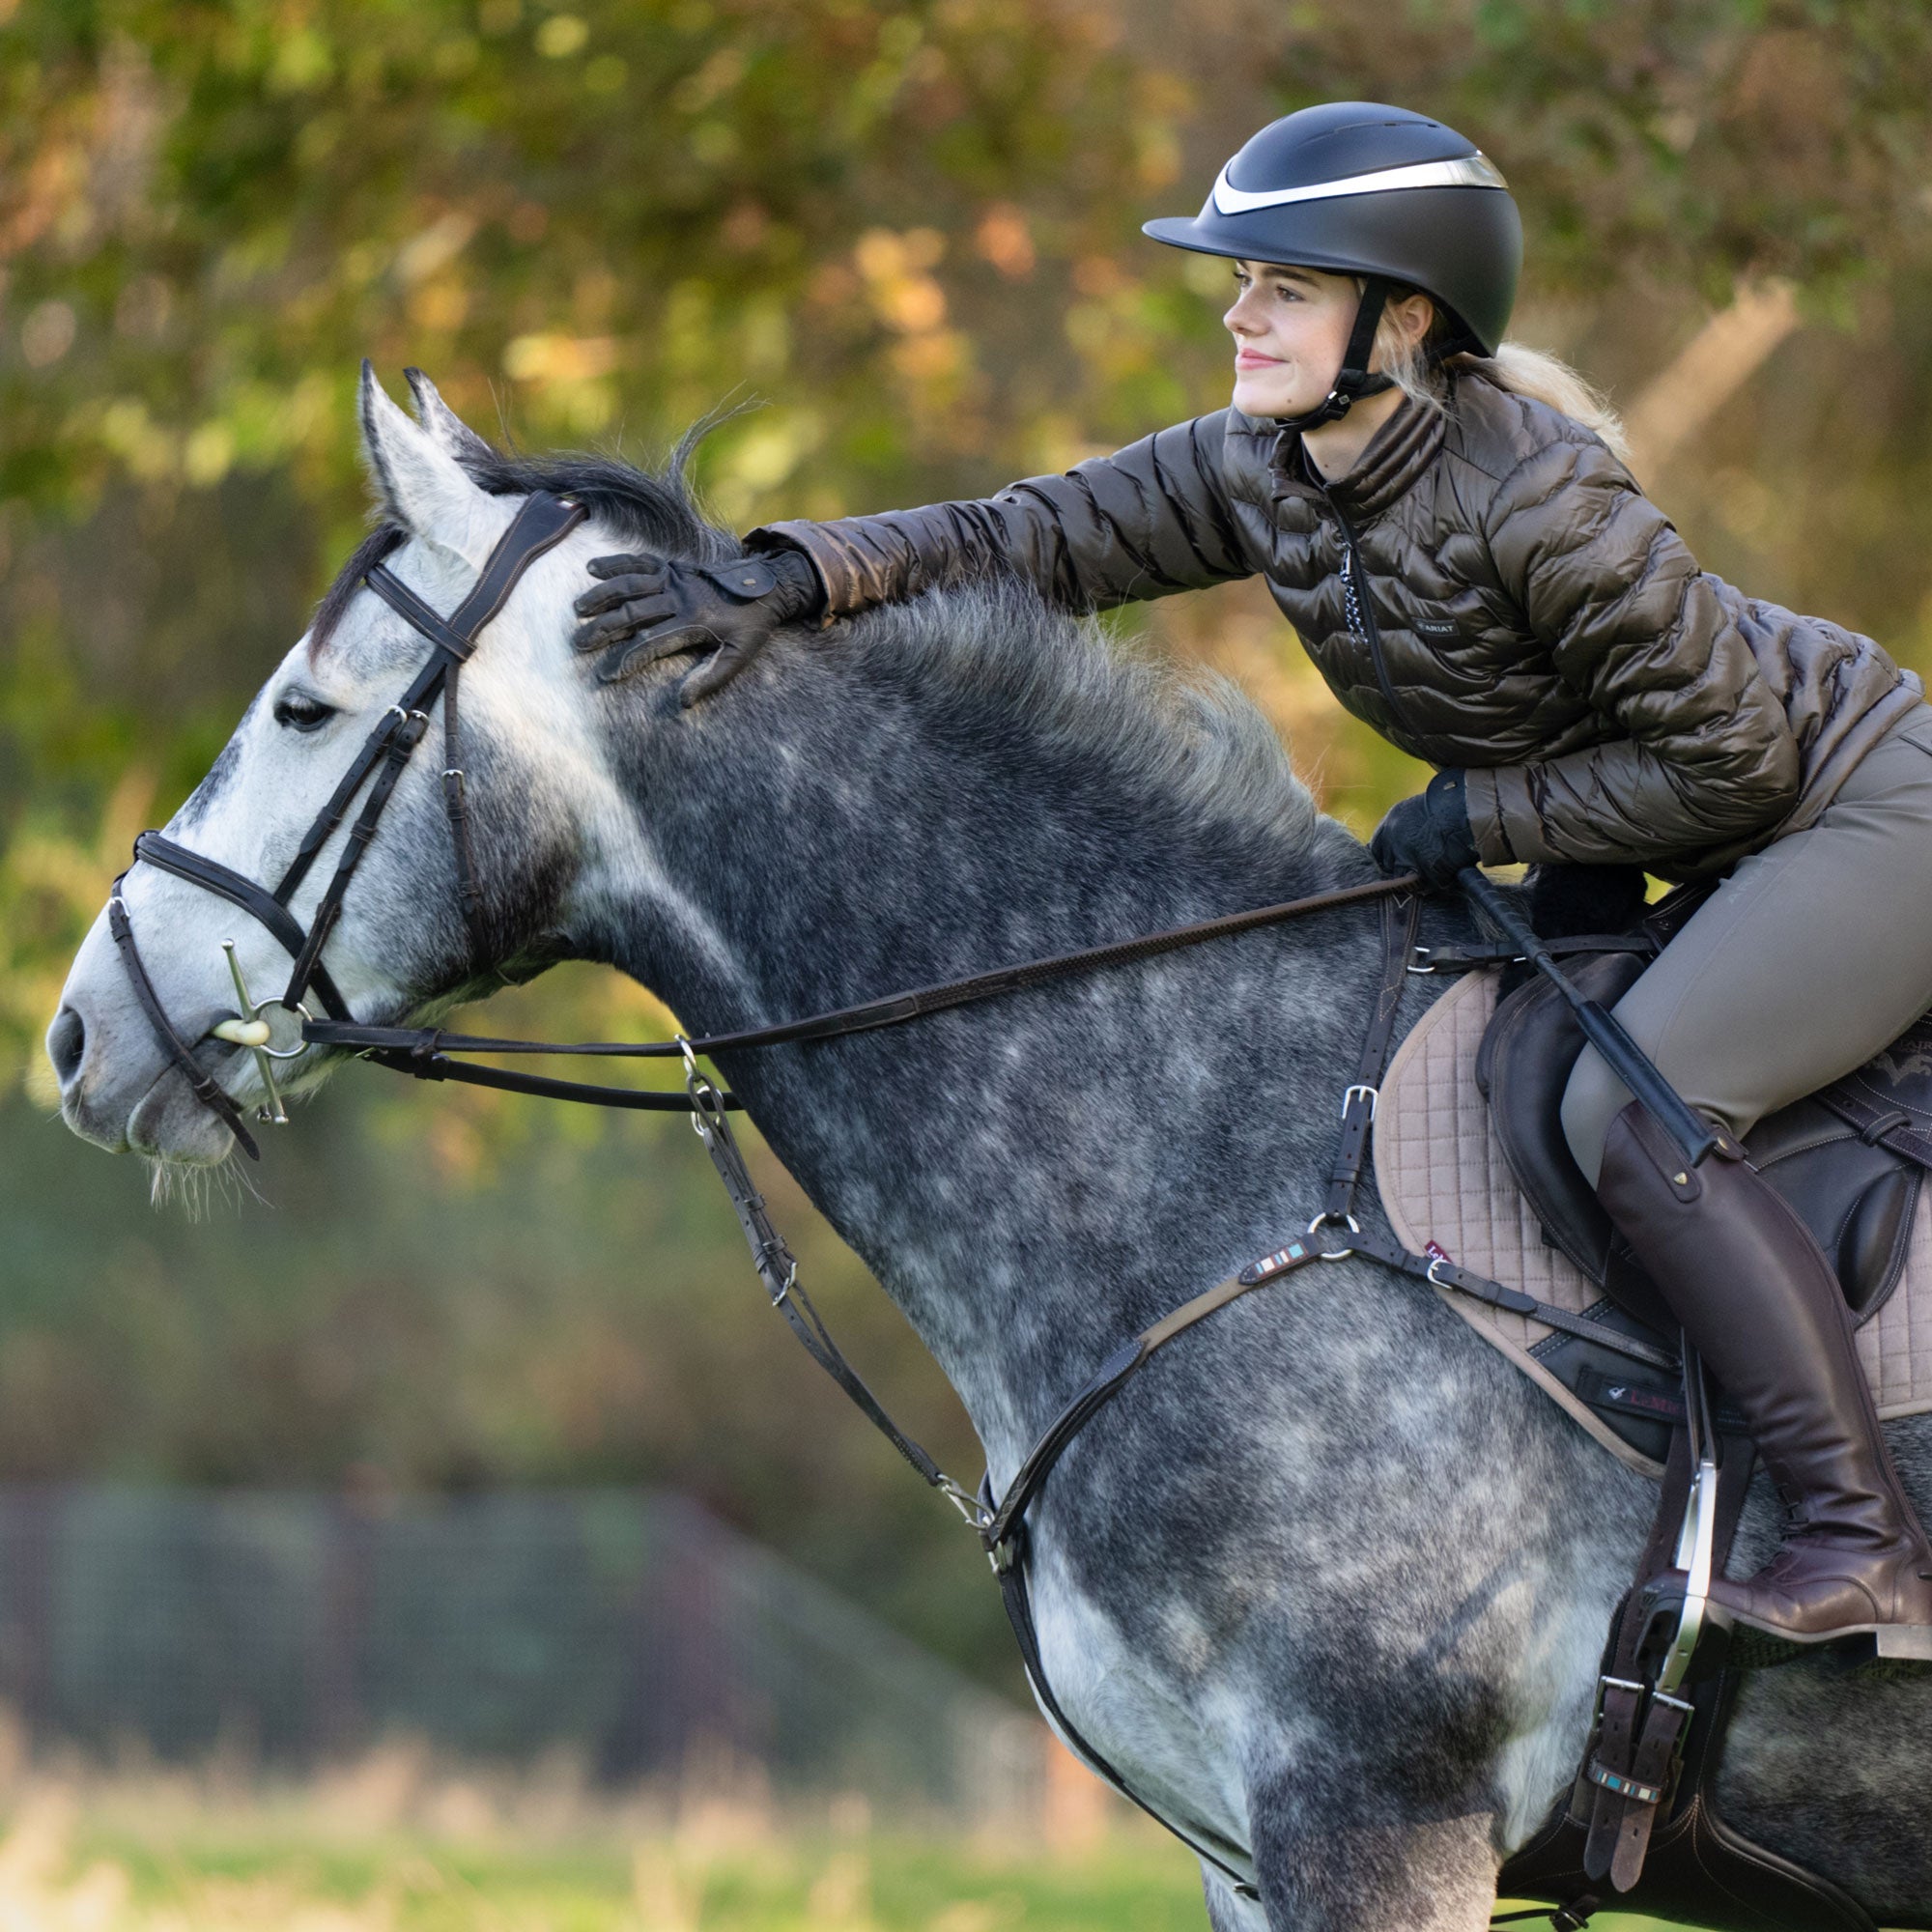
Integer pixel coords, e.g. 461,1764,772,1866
1476,949,1649,1288
1818,1011,1932,1165
1479,957,1925,1323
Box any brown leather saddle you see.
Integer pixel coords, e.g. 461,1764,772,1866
1475,926,1932,1468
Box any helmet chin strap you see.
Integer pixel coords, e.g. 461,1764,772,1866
1274,274,1395,433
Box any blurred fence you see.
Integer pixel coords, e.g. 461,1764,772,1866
0,1485,1042,1823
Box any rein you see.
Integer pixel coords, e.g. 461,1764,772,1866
300,872,1418,1103
108,492,1654,1921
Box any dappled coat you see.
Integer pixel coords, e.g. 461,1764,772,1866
753,371,1918,881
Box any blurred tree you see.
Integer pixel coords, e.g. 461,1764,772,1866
0,0,1195,1087
7,0,1932,1693
1248,0,1932,306
13,0,1932,1082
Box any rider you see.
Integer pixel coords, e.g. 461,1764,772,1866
572,101,1932,1653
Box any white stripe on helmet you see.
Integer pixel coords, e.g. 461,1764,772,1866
1210,153,1508,215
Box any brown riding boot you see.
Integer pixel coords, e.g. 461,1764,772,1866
1596,1098,1932,1658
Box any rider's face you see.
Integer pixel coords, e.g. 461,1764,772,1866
1223,260,1362,420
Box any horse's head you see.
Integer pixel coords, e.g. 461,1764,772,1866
48,366,651,1167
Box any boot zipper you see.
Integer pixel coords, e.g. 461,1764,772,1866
1328,499,1408,733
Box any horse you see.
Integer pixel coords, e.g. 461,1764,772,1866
45,367,1932,1930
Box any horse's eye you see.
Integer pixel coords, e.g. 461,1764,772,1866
273,691,335,733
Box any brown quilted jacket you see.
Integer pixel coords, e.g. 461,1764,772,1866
753,372,1918,880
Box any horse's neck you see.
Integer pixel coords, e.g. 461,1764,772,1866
580,653,1399,1462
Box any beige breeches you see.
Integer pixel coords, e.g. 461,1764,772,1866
1561,707,1932,1187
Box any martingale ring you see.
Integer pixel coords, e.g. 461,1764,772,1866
1306,1210,1361,1262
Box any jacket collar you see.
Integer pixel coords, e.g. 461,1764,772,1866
1261,388,1449,521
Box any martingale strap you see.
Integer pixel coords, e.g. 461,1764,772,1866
648,884,1680,1898
1323,889,1420,1223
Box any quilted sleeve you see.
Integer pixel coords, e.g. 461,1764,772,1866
1462,439,1801,869
748,413,1257,615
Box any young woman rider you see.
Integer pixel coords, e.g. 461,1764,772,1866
572,101,1932,1655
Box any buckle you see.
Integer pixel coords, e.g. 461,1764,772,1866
1589,1673,1643,1729
1340,1082,1378,1122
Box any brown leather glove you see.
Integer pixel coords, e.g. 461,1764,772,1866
571,546,827,705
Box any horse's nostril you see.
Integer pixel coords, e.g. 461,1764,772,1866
46,1006,86,1090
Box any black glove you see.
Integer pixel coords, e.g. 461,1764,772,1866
571,546,827,705
1370,768,1480,889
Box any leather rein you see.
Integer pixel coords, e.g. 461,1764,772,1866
105,492,1661,1916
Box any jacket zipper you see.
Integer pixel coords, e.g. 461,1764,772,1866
1327,497,1408,733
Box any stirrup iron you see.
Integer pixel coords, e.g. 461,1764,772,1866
1649,1343,1723,1689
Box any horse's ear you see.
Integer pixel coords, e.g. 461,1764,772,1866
357,361,504,564
403,367,498,467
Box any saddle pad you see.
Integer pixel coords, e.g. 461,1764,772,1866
1375,970,1932,1479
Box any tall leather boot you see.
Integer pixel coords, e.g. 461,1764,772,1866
1597,1098,1932,1657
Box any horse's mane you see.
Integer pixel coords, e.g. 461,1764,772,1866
846,581,1321,856
312,435,1322,860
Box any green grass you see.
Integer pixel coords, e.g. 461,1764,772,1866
0,1753,1691,1929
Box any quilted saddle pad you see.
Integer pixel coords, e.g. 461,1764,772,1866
1374,969,1932,1479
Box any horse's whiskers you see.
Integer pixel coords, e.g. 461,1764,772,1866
143,1151,257,1220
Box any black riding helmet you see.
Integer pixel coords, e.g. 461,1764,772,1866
1145,102,1521,430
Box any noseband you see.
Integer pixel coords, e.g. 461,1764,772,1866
105,491,587,1158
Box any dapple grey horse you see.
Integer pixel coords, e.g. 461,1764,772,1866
46,369,1932,1930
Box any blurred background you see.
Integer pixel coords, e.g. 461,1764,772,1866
5,0,1932,1924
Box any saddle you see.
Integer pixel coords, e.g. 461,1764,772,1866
1378,919,1932,1475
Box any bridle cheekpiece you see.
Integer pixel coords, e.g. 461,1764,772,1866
106,491,586,1158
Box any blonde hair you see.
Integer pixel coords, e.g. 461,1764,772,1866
1369,291,1632,464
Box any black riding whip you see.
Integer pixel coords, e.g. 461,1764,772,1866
1457,867,1719,1168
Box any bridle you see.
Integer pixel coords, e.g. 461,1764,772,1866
97,490,1678,1922
105,491,586,1159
